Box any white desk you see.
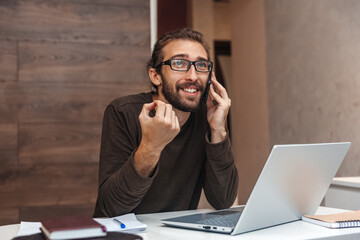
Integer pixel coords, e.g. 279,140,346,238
2,207,360,240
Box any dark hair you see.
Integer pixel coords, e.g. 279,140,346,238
147,28,211,93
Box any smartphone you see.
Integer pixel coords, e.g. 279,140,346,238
203,69,212,104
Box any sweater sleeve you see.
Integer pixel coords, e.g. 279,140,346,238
203,133,239,209
94,105,157,217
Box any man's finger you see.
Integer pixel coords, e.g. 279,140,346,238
141,102,156,117
154,100,166,117
171,110,178,129
164,104,173,123
145,101,156,110
211,78,228,99
209,83,223,104
175,115,180,130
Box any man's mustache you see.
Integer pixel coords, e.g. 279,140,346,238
175,81,204,92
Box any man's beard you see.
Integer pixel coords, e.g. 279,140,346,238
160,74,204,112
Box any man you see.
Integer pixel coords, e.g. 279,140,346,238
93,28,238,217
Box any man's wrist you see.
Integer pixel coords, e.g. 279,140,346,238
210,128,227,143
134,141,162,178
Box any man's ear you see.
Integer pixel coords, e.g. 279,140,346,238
149,68,162,87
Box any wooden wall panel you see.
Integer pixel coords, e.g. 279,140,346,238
0,0,150,225
0,0,150,46
0,165,21,208
0,82,148,123
0,164,97,208
19,123,101,164
65,0,149,7
20,204,95,222
18,41,149,83
0,208,18,225
0,124,18,164
0,40,17,82
0,82,18,123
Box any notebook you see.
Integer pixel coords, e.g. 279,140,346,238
302,210,360,228
161,142,351,235
40,215,106,240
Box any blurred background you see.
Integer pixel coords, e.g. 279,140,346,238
1,0,360,225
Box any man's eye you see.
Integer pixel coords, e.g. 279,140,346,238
197,62,207,69
172,60,186,68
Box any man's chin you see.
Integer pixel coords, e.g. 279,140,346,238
174,100,201,112
162,88,203,112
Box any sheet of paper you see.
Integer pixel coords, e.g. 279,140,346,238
94,213,147,233
16,222,41,237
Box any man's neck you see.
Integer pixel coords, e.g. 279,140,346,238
173,108,190,127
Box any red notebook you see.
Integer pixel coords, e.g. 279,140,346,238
40,215,106,240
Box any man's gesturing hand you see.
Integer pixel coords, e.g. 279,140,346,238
134,100,180,177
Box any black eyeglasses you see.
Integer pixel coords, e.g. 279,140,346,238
157,59,213,73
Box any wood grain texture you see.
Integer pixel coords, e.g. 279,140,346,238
0,82,149,123
19,123,101,164
0,164,98,208
0,124,18,164
0,0,150,225
0,82,18,123
65,0,149,7
64,0,150,8
0,40,17,82
18,41,149,83
0,208,19,225
19,204,95,222
0,0,150,45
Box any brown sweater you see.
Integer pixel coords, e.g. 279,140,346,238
93,92,238,217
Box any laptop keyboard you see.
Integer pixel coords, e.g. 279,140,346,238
196,212,242,228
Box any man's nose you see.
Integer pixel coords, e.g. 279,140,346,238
185,64,198,81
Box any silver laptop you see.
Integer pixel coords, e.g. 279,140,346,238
161,142,351,235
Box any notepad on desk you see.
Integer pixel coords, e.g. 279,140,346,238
302,210,360,229
94,213,147,233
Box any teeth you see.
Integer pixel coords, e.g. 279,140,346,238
184,88,197,93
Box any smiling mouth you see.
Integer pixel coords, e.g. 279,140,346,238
176,81,204,97
181,87,199,96
183,88,198,93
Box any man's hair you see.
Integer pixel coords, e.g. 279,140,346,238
147,28,211,93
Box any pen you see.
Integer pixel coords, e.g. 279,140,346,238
113,218,126,229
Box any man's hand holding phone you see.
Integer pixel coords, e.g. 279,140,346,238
206,73,231,143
